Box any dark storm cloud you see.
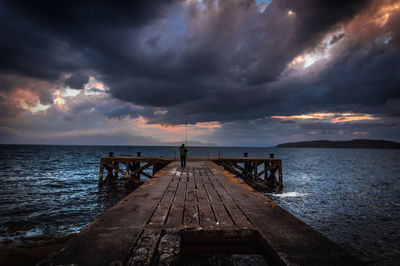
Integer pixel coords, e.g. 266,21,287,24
0,0,173,81
64,73,89,90
1,0,399,129
235,0,370,84
58,93,143,121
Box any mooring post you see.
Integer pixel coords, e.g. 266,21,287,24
253,161,258,179
109,152,114,157
269,153,274,158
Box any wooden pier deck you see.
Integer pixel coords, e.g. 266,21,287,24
46,160,362,266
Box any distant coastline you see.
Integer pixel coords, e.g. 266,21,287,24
277,139,400,149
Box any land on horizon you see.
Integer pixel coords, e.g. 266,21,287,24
277,139,400,149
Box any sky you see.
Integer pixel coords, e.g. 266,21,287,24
0,0,399,147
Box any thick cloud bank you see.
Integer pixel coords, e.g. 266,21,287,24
1,0,399,145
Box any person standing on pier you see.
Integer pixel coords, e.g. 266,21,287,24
179,144,188,168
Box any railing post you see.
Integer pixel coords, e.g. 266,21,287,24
244,153,251,178
114,161,119,180
253,161,258,178
125,162,130,179
152,162,157,176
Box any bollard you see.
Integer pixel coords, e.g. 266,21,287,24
269,153,274,158
137,152,141,157
109,152,114,157
243,152,248,157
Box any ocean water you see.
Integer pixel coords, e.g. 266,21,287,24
0,145,399,265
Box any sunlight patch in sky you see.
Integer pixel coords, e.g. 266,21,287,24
21,102,50,113
271,112,380,123
289,30,346,69
374,2,400,26
256,0,271,12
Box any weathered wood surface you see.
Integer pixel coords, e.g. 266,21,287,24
46,161,362,266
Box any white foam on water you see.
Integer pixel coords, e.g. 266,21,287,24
274,192,308,198
24,227,43,238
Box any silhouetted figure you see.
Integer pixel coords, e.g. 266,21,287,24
179,144,188,168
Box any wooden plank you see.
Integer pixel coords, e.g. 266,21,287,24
173,179,187,204
156,169,180,216
209,179,233,203
211,203,233,226
185,189,197,202
193,167,208,203
140,170,153,179
166,204,184,226
195,183,209,203
186,166,197,202
203,182,221,203
224,202,252,227
160,185,177,204
198,203,216,227
183,202,199,227
149,201,172,225
131,161,153,176
199,167,221,203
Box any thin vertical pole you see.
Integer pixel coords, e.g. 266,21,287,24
185,121,188,146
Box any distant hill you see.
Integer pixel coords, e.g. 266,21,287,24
277,139,400,149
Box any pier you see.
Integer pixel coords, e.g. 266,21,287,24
99,154,283,189
45,156,362,265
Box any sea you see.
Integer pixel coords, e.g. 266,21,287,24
0,145,399,265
